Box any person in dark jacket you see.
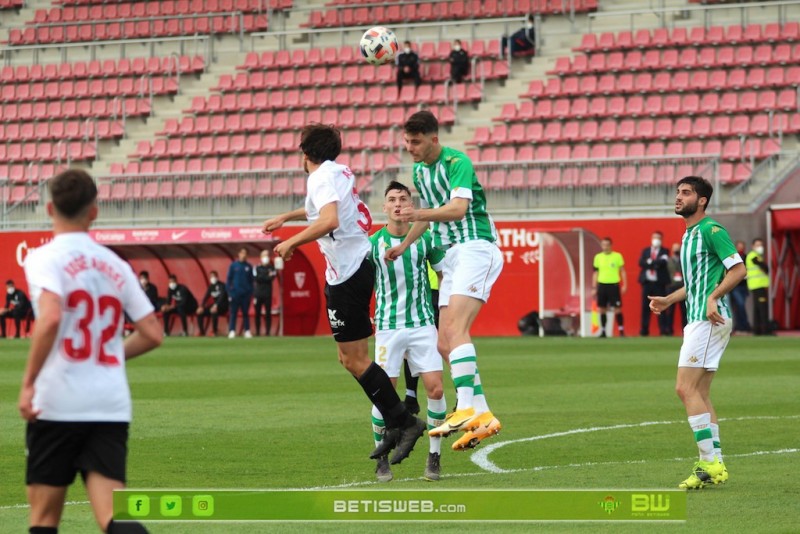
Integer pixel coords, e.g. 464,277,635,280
396,40,422,90
448,39,470,83
227,247,254,338
161,274,197,336
196,270,229,336
639,231,672,336
254,250,277,336
1,279,31,338
138,270,160,309
501,14,536,58
729,240,751,334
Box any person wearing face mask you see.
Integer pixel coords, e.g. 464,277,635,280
227,247,255,339
729,241,751,334
1,279,31,338
638,231,671,336
665,243,687,332
254,251,277,336
161,274,197,336
448,39,470,84
138,270,160,310
196,270,229,336
500,14,536,59
395,40,422,90
746,238,770,335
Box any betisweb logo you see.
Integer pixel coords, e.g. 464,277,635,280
630,493,671,517
598,495,620,515
328,309,346,329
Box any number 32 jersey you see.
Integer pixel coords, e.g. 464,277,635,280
305,160,371,285
24,232,154,422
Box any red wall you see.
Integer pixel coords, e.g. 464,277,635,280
1,215,692,337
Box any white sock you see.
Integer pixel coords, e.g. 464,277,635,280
688,413,715,462
405,389,417,399
449,343,477,410
710,422,723,462
427,396,447,454
472,368,490,414
371,405,385,448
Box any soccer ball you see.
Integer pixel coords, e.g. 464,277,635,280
360,26,399,65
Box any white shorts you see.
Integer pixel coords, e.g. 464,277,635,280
439,240,504,307
678,319,733,371
375,325,442,378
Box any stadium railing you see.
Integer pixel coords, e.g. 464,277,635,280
587,0,800,33
0,35,212,66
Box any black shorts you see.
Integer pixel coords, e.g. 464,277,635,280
596,283,622,309
26,420,129,486
324,259,375,343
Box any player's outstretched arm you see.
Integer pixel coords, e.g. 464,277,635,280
275,202,339,261
18,290,61,422
648,286,686,315
385,221,429,261
124,313,163,360
262,207,307,234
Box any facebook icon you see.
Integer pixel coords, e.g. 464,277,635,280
128,495,150,517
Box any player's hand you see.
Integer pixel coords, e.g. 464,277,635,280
385,244,406,262
591,287,597,296
706,298,724,325
18,384,40,422
648,295,670,315
211,305,218,313
274,241,295,261
262,215,285,234
397,206,417,223
196,307,203,314
621,286,627,295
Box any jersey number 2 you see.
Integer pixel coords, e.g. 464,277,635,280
63,290,123,365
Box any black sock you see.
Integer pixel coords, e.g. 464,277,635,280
107,519,150,533
30,528,58,534
617,313,624,331
357,362,409,429
600,313,607,330
403,360,419,397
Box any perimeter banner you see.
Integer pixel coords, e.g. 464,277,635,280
113,489,685,522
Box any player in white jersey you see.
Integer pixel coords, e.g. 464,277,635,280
386,111,503,451
18,169,162,534
368,181,447,482
262,124,425,465
649,176,745,490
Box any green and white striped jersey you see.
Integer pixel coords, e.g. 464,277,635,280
369,226,445,330
681,216,742,323
412,146,498,247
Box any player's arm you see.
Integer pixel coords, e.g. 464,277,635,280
649,286,686,315
124,313,163,360
385,221,431,261
706,262,747,325
18,290,61,421
262,207,307,234
401,197,469,224
274,202,338,261
591,268,598,296
620,266,627,294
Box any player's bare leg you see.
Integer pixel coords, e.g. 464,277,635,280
27,484,67,530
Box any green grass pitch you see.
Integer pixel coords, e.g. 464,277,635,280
1,336,798,533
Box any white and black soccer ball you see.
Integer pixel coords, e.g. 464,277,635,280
360,26,399,65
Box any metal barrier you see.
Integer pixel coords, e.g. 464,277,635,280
0,35,212,65
588,0,800,33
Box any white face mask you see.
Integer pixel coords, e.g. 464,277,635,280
404,47,411,54
6,287,13,295
261,256,270,265
754,246,765,256
168,282,177,290
454,45,461,51
652,238,662,248
526,22,534,29
210,277,218,284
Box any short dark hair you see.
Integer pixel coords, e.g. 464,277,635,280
139,271,149,279
238,247,248,254
384,180,411,197
299,124,342,164
752,238,764,245
210,270,218,277
404,110,438,135
404,40,412,46
653,231,663,238
6,279,14,285
677,176,713,211
168,274,177,281
49,169,97,219
601,237,612,244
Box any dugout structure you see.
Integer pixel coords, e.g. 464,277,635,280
767,203,800,330
537,228,602,338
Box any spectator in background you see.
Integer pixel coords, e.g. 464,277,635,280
396,40,422,90
729,240,751,334
639,231,671,336
500,14,536,59
665,243,687,332
227,247,254,339
1,280,31,338
746,238,771,335
254,250,277,336
196,270,228,336
448,39,470,83
138,270,160,309
161,274,197,336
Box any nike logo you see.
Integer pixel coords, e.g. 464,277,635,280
171,231,188,240
370,390,380,397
